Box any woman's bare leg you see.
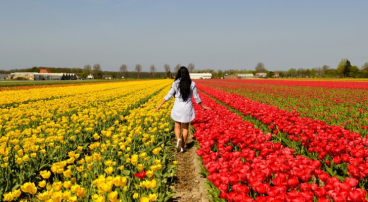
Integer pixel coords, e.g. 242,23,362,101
174,121,181,140
181,123,189,148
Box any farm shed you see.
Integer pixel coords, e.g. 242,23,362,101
224,74,240,79
39,69,52,73
0,74,9,80
103,75,113,79
256,73,267,78
237,74,255,79
189,73,212,79
10,72,36,80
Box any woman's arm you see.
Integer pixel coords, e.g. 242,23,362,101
198,102,211,110
192,83,211,110
156,99,166,111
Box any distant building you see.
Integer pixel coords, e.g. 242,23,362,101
0,74,9,80
39,69,52,73
87,74,94,79
9,72,77,80
256,73,267,78
224,74,240,79
10,72,36,80
102,75,113,79
237,74,255,79
273,73,280,78
189,73,212,79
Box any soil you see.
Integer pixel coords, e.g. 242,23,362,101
169,128,210,202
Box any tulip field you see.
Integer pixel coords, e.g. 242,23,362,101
193,79,368,202
0,80,177,202
3,79,368,202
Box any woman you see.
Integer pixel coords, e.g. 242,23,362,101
156,66,210,152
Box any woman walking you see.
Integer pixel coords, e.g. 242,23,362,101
156,66,210,152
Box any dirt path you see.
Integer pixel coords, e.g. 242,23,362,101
169,127,209,202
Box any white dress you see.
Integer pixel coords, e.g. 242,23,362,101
164,80,202,123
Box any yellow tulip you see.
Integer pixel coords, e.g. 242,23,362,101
71,184,80,194
62,191,71,200
63,181,72,189
37,192,50,201
137,164,144,171
39,180,46,188
21,182,37,195
12,189,21,198
104,166,114,174
77,187,86,198
68,195,78,202
16,158,22,165
108,191,118,202
149,193,158,201
150,179,157,188
40,170,51,179
51,191,62,202
133,193,139,199
141,197,150,202
146,170,154,178
52,182,63,191
63,169,72,178
76,165,84,172
3,192,14,201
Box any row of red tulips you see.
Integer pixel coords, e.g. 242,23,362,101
192,91,366,202
195,80,368,135
220,80,368,89
196,84,368,185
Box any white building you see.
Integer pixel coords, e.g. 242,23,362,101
237,74,254,78
189,73,212,79
87,74,94,79
256,73,267,78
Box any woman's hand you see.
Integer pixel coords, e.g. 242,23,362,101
156,106,161,112
156,99,166,111
199,103,211,110
202,105,211,110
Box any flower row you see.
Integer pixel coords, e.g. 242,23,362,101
192,91,366,202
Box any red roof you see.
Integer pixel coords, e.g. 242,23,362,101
40,69,52,73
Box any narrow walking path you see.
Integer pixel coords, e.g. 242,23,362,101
169,126,209,202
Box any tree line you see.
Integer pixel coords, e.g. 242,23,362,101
0,63,196,79
207,60,368,79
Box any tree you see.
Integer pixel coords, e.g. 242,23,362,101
174,64,181,72
350,66,360,78
120,64,127,78
305,69,311,78
361,62,368,78
83,65,91,77
322,65,330,77
297,68,305,77
167,71,172,79
164,64,170,73
336,59,351,77
93,64,102,79
188,63,195,72
255,63,266,72
310,68,316,78
150,65,156,77
135,64,142,78
288,68,297,77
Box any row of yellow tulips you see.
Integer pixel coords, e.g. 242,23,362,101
0,81,141,106
1,80,176,201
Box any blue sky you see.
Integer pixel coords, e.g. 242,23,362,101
1,0,367,72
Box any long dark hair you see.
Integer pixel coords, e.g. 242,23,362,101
175,66,192,101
